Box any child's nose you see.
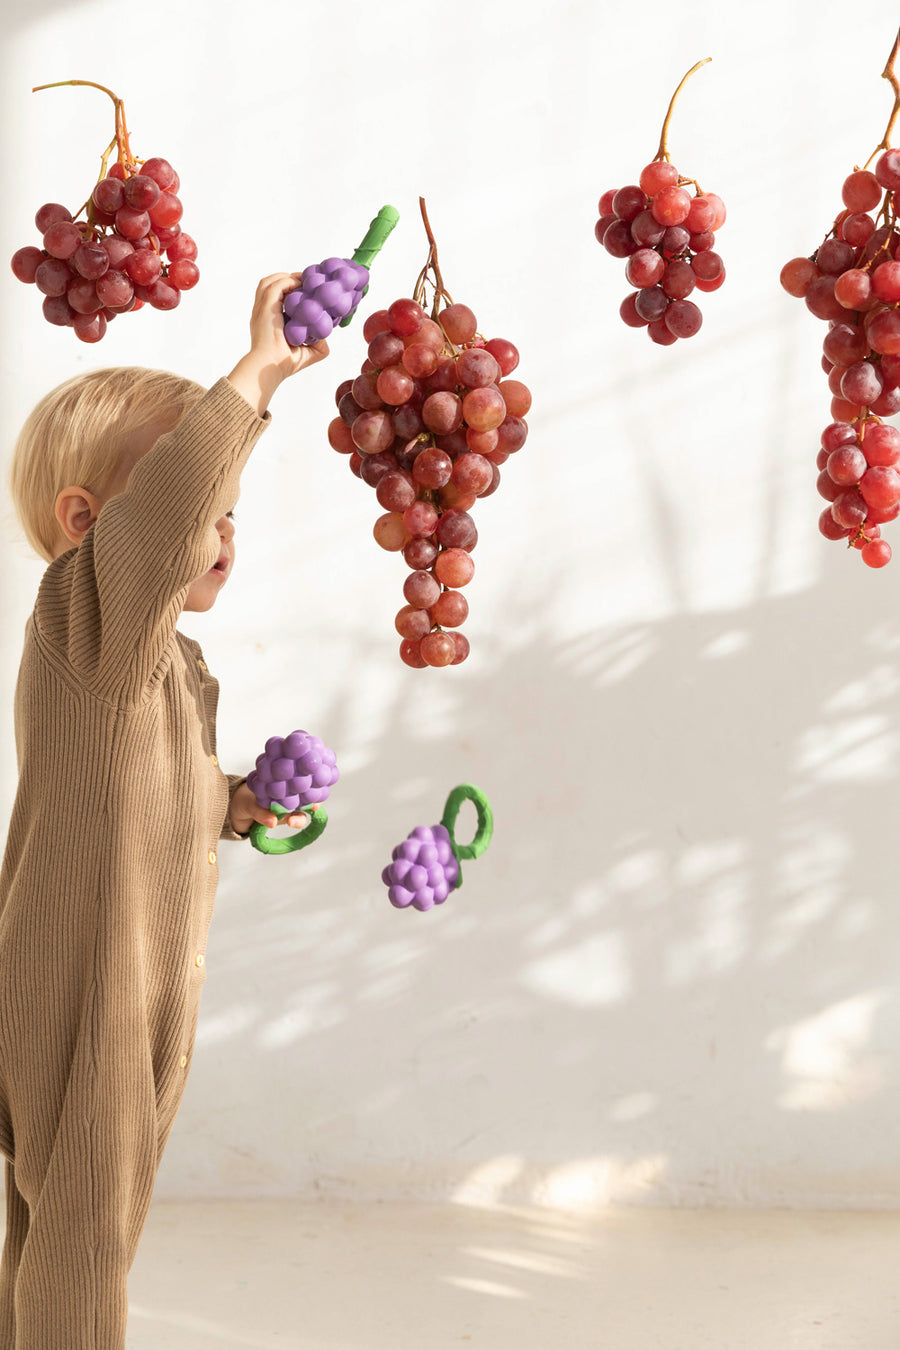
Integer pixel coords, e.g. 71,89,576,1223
218,514,235,540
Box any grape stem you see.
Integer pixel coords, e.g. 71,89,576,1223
413,197,455,321
653,57,711,163
32,79,136,177
863,28,900,167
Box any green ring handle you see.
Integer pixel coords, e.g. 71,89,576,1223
440,784,494,889
339,205,400,328
250,802,328,855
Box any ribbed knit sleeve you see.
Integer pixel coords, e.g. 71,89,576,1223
222,774,249,840
33,377,269,706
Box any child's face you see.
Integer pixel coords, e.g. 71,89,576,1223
183,510,237,612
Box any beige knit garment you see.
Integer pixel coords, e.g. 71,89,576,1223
0,376,268,1349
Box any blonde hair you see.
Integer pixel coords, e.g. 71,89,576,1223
9,366,206,562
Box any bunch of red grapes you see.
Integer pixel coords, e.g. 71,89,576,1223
595,165,726,343
594,57,726,344
327,295,530,668
9,81,196,343
781,150,900,568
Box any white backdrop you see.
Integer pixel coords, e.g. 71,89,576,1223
3,0,900,1210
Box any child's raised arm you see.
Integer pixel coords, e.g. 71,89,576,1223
227,273,329,418
34,274,329,704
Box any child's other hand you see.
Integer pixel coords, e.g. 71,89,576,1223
229,780,318,837
227,273,329,417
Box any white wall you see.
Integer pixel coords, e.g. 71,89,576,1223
3,0,900,1210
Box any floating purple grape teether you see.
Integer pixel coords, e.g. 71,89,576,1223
282,205,399,346
247,730,339,856
382,785,494,911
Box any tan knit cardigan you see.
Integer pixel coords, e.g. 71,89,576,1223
0,375,268,1349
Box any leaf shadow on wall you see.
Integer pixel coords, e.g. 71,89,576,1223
168,540,900,1212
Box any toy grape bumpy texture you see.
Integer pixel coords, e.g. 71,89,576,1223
781,30,900,569
595,58,726,344
327,197,532,668
246,730,338,856
10,80,198,343
281,205,399,347
383,784,494,912
283,259,369,345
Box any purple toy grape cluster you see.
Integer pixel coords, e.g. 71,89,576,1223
282,258,370,345
382,824,460,911
246,731,339,812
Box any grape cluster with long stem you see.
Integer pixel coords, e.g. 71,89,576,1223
327,198,531,668
781,32,900,568
10,80,197,343
595,58,726,344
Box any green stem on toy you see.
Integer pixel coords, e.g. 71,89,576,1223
338,205,400,328
249,802,328,856
351,204,400,269
441,784,494,890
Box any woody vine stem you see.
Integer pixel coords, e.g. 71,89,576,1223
32,79,135,184
413,197,454,319
654,57,711,164
863,28,900,168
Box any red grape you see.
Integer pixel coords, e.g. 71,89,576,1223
399,638,427,668
780,257,820,298
438,304,478,344
388,297,425,337
639,161,678,195
431,590,469,627
862,538,892,567
435,549,475,587
373,513,408,551
403,570,441,608
10,246,43,283
420,631,457,667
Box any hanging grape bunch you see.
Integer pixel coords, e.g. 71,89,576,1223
327,198,531,668
781,32,900,569
595,58,726,344
10,80,197,343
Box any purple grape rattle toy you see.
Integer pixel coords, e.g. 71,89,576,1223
382,784,494,911
282,205,399,347
247,730,339,856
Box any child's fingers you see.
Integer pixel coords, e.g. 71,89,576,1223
253,806,311,830
255,271,302,293
301,339,329,365
288,339,330,370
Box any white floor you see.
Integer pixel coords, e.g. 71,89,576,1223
112,1201,900,1349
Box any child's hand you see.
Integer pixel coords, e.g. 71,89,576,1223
227,273,330,418
229,780,318,837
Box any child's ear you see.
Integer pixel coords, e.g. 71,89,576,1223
54,486,104,547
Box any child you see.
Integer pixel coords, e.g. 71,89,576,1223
0,273,327,1349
